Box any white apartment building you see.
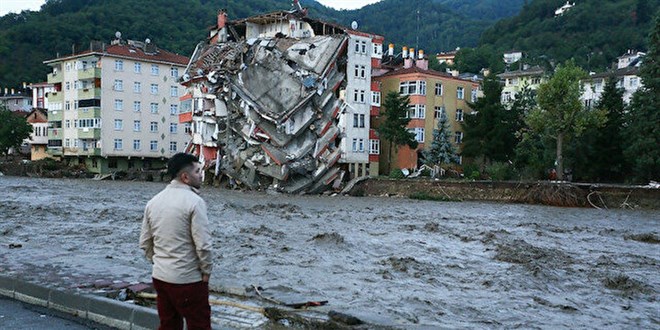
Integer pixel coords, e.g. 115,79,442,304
582,50,644,107
44,36,189,174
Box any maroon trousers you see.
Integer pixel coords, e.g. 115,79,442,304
152,278,211,330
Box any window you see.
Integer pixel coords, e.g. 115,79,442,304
457,87,464,99
150,84,158,95
434,106,446,119
114,99,123,111
170,123,178,133
74,139,78,148
353,114,366,128
408,104,426,119
471,89,478,102
133,139,141,150
170,104,178,115
399,81,425,95
65,101,70,110
65,82,70,90
65,138,70,147
150,121,158,132
630,77,638,87
133,120,141,132
65,120,71,128
455,131,463,144
353,65,365,79
115,60,123,71
151,64,159,75
353,90,359,103
369,139,380,154
373,43,382,56
354,40,360,53
419,81,426,95
114,119,123,130
134,62,141,73
133,101,141,112
77,118,101,128
352,138,358,152
584,99,592,108
114,80,123,91
114,139,123,150
133,82,141,93
359,90,366,103
456,109,464,122
361,41,367,54
150,140,158,151
74,80,81,90
169,141,177,152
409,128,425,142
170,86,178,97
532,77,541,84
150,103,159,113
371,91,381,106
184,122,192,134
435,83,443,96
170,67,179,78
65,63,71,71
358,138,365,152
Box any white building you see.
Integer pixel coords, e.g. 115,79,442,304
43,36,189,173
582,50,644,107
503,50,523,65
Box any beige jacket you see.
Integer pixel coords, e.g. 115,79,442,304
140,180,213,284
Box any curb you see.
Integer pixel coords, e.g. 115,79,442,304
0,275,227,330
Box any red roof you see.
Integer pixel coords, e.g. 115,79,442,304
104,44,189,66
375,66,475,85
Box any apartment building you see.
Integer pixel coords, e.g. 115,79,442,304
0,86,32,112
374,50,481,173
497,65,546,106
582,50,644,107
44,35,189,174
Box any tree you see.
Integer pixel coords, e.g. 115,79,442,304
377,91,418,171
625,14,660,183
423,112,457,167
569,76,626,182
0,106,32,156
526,61,606,180
462,74,518,165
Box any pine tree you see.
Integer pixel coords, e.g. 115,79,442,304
625,14,660,183
377,91,418,172
423,112,458,166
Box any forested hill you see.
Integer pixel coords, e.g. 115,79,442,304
479,0,659,72
0,0,525,87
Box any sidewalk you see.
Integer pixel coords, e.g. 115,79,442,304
0,295,112,329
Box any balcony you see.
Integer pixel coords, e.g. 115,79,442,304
77,67,101,80
77,87,101,100
78,128,101,139
77,107,101,119
48,128,63,140
47,72,62,84
48,110,63,121
47,92,63,103
79,148,102,156
47,147,63,156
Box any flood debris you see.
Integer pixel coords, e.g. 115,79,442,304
180,5,354,194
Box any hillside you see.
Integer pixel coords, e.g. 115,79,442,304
0,0,524,87
479,0,659,71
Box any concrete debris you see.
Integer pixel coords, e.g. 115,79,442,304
181,33,348,194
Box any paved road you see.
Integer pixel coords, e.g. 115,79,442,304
0,296,113,330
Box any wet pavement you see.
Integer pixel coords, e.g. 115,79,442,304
0,296,110,330
1,176,658,328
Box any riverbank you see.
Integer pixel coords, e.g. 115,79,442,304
350,178,660,210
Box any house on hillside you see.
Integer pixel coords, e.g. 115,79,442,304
497,65,546,106
555,1,575,16
24,109,49,160
581,50,645,107
0,86,33,112
503,50,523,65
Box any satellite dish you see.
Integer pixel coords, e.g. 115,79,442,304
351,21,358,30
115,31,122,39
145,38,151,44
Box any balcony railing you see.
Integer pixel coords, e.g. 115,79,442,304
78,128,101,139
77,107,101,119
47,72,62,84
77,87,101,100
48,128,63,139
47,92,63,103
47,147,63,156
77,67,101,80
48,110,63,121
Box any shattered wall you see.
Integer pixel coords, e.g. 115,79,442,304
181,34,348,194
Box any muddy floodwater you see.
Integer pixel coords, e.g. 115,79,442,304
1,176,658,328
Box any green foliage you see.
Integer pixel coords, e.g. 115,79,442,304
423,112,457,166
569,77,627,182
484,161,515,181
527,61,606,180
462,75,519,164
624,15,660,183
454,46,505,74
0,106,32,155
479,0,660,73
378,91,418,169
462,163,481,180
389,168,406,179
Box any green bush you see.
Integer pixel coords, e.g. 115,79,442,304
462,163,479,179
468,170,481,180
485,161,515,181
389,168,405,179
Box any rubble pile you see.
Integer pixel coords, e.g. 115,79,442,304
182,34,349,193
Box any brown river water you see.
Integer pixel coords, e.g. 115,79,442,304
1,176,658,328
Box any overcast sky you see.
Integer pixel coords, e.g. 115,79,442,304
0,0,382,16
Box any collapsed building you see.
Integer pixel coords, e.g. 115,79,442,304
179,1,384,193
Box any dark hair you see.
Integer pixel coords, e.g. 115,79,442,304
167,153,199,178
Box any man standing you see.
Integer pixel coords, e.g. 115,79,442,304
140,153,213,330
